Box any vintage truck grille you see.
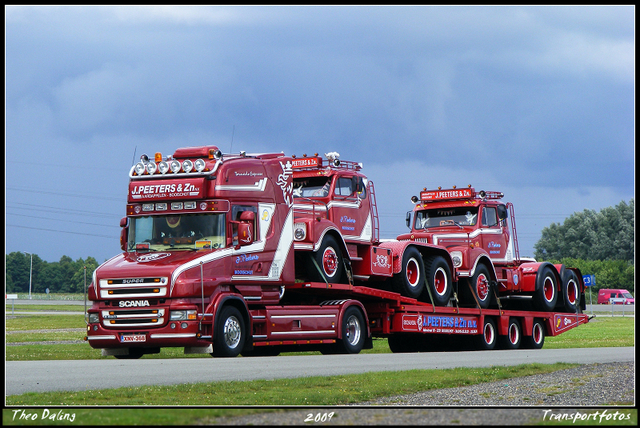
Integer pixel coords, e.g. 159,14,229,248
99,277,168,299
101,308,165,328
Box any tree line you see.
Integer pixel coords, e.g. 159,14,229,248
5,199,634,295
5,253,99,295
534,199,634,293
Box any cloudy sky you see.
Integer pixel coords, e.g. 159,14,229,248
5,5,634,264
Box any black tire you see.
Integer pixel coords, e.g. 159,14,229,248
392,247,425,300
212,306,245,357
423,255,453,306
523,319,545,349
499,318,522,349
561,270,581,313
476,317,497,350
533,265,558,311
463,264,493,309
308,235,344,283
336,306,366,354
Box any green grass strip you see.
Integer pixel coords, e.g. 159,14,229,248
6,363,576,406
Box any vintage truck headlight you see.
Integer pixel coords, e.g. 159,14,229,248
450,251,463,268
294,223,307,240
88,313,100,324
170,310,197,321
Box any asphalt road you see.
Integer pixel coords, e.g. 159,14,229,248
6,346,634,396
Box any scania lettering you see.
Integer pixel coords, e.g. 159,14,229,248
85,147,589,358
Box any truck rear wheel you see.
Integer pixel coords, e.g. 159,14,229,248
499,318,521,349
523,319,545,349
309,235,344,283
561,270,581,313
476,317,497,350
212,306,245,357
392,247,425,300
423,255,452,306
533,265,558,311
336,306,366,354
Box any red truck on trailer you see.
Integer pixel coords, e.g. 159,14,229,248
84,147,589,358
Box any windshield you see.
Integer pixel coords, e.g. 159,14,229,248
128,213,226,251
293,177,331,198
621,291,634,299
415,207,478,230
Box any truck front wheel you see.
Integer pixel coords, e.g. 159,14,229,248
336,306,366,354
212,306,245,358
392,247,425,300
423,255,453,306
464,264,492,309
309,235,344,283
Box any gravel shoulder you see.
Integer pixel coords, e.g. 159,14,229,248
204,362,635,426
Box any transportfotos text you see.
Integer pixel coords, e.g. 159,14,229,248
542,409,631,423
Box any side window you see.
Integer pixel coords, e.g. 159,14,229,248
335,177,354,196
356,177,367,200
231,205,258,246
482,207,498,227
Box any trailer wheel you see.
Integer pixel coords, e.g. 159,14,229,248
336,306,365,354
476,317,497,350
523,319,545,349
212,306,245,357
499,318,522,349
392,247,425,300
561,270,581,313
533,265,558,311
464,264,492,309
424,255,453,306
309,235,343,283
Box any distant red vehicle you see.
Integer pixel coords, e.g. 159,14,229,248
597,289,635,305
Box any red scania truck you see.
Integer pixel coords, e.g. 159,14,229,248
85,147,589,358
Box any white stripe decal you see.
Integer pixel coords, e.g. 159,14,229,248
215,177,268,192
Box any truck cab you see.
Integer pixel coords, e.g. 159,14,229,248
399,187,517,270
290,152,379,283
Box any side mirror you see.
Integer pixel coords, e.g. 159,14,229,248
237,222,254,246
120,217,128,251
406,211,412,229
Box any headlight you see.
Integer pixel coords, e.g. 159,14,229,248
134,162,146,175
194,158,206,172
158,161,169,174
294,223,307,240
146,162,157,174
182,160,194,173
88,313,100,324
170,160,181,173
170,310,197,321
451,251,463,268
